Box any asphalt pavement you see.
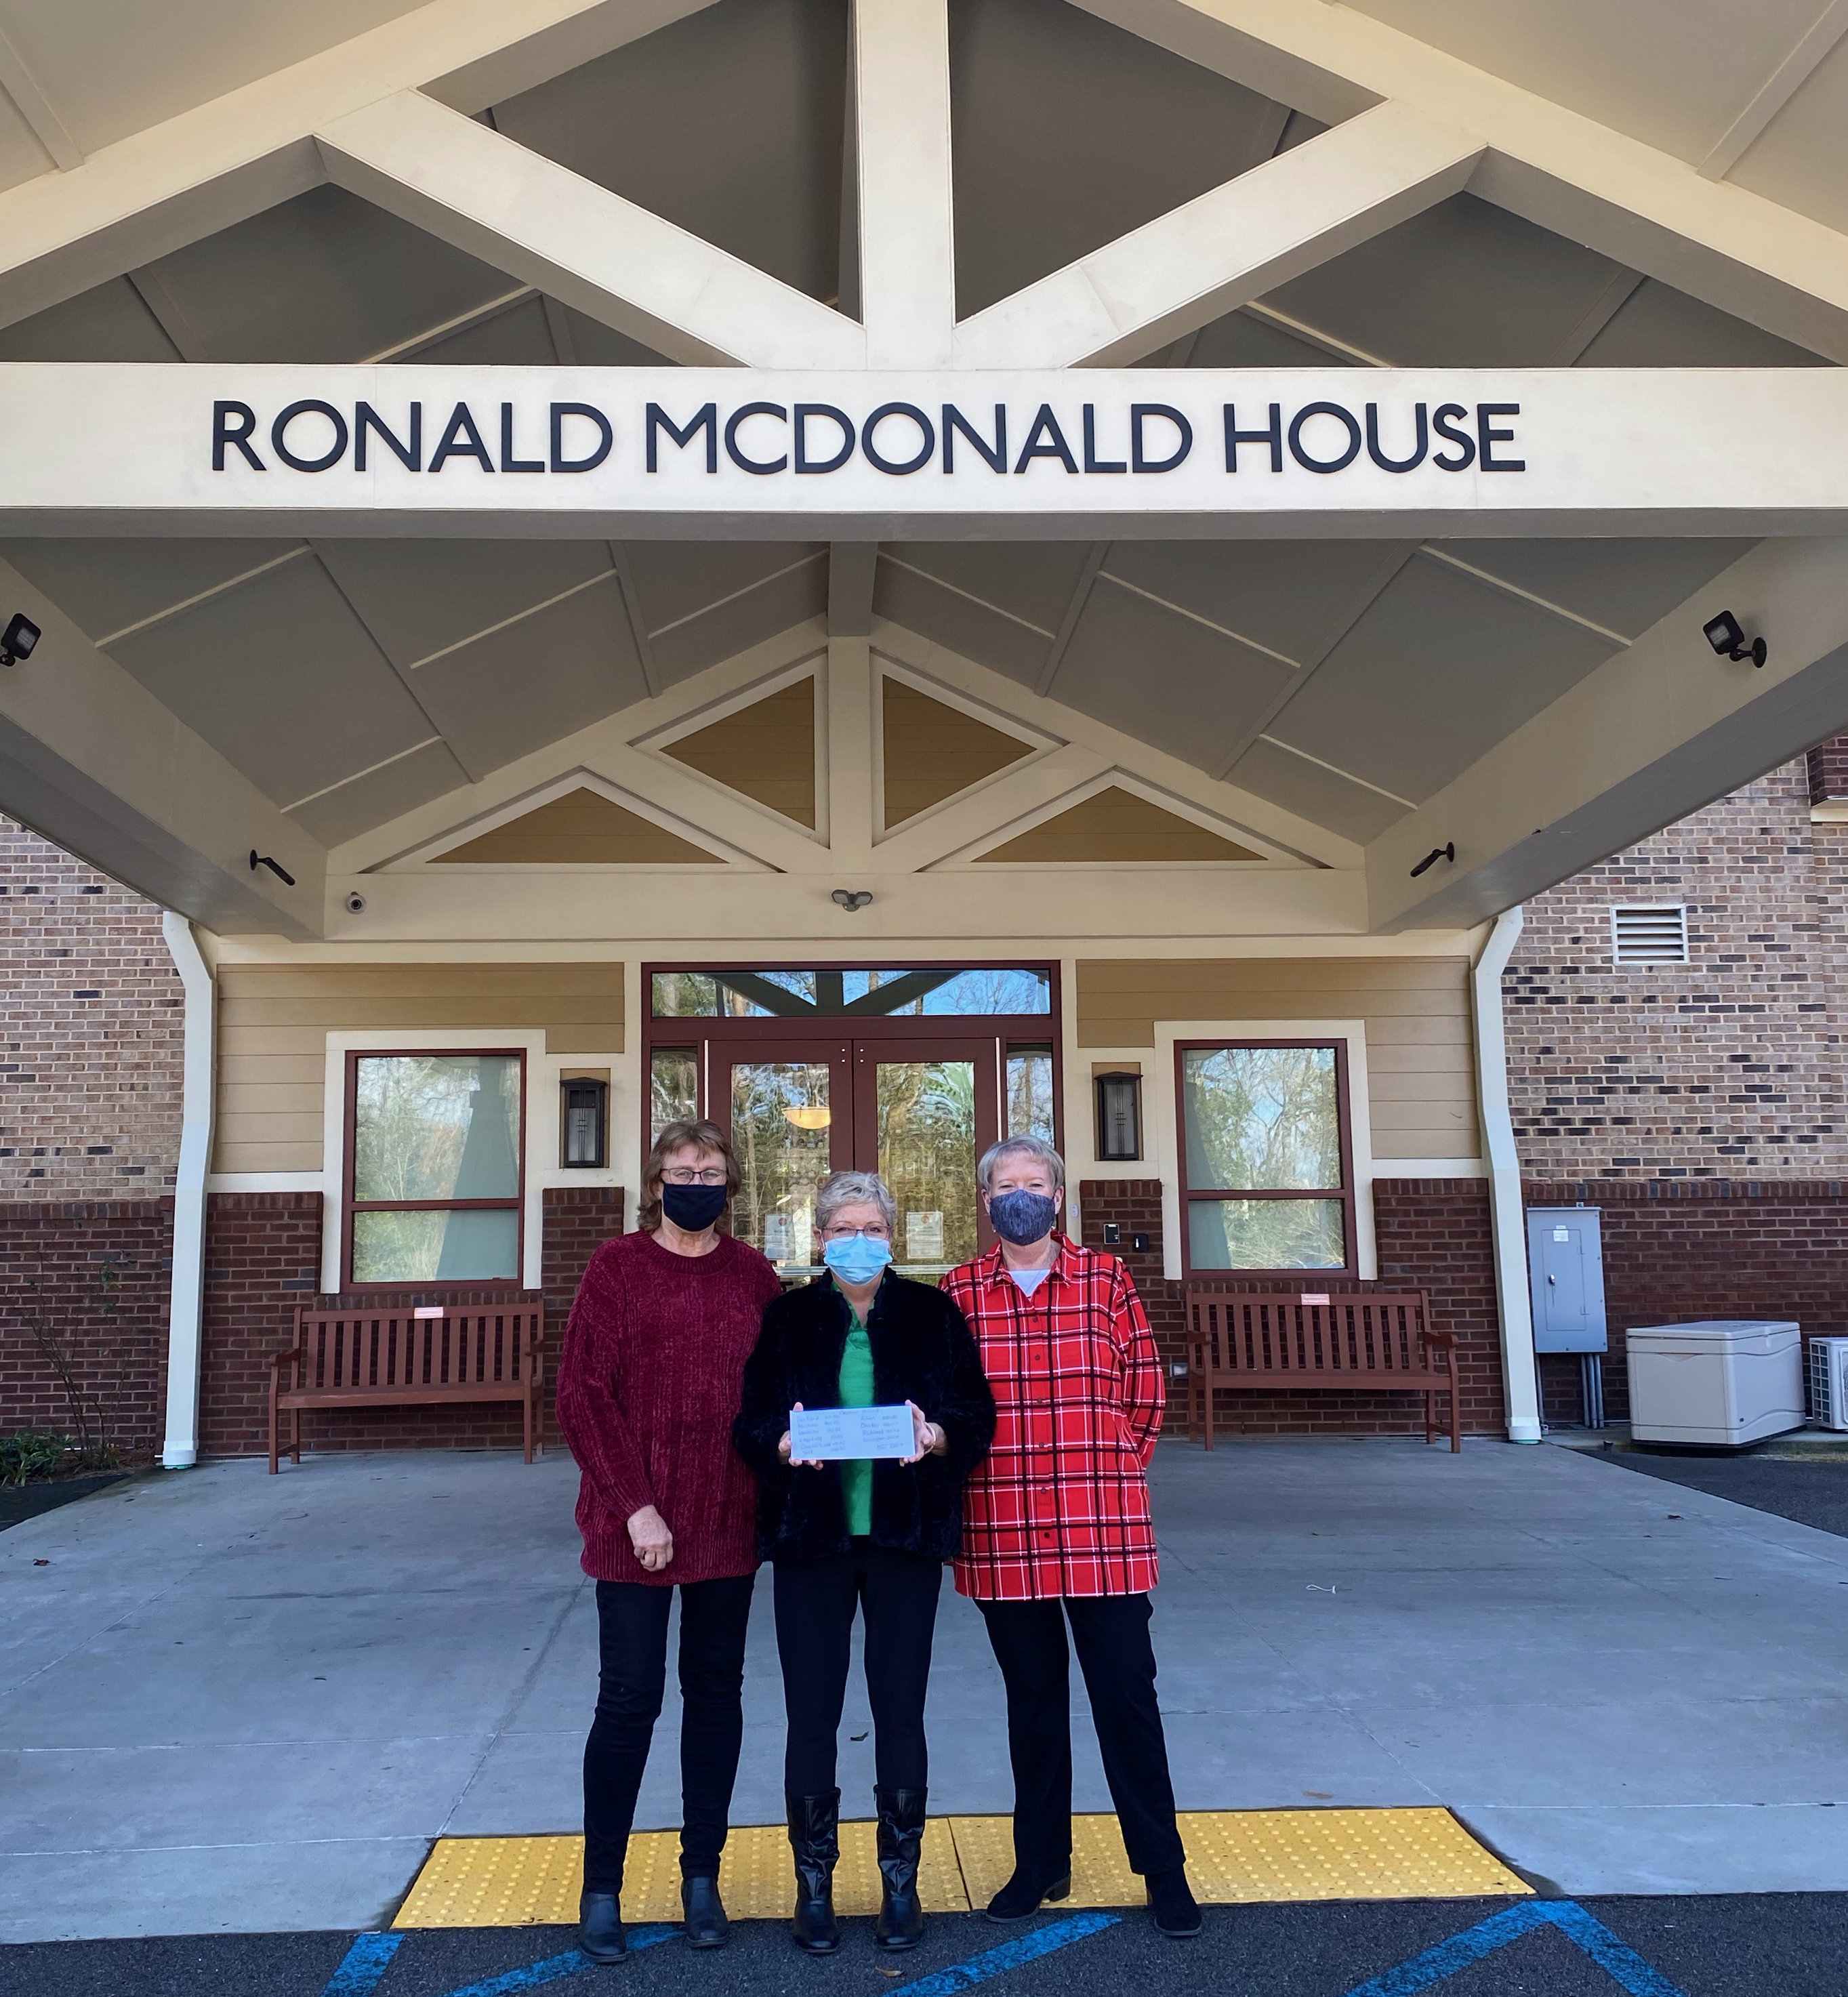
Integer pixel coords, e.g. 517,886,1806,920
3,1895,1844,1997
1598,1444,1848,1538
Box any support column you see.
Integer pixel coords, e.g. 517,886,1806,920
160,913,215,1470
1473,906,1541,1443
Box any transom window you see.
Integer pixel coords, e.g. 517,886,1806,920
1177,1040,1355,1275
652,966,1051,1018
346,1051,525,1285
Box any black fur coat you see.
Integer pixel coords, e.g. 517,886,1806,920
733,1271,996,1563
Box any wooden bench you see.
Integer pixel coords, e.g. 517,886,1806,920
268,1302,546,1473
1181,1287,1460,1452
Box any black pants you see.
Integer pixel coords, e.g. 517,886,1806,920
773,1542,943,1796
977,1592,1185,1879
582,1573,755,1893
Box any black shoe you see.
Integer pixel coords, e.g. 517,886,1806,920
873,1786,927,1952
681,1874,731,1949
786,1790,841,1954
578,1890,626,1962
1146,1868,1202,1939
984,1868,1071,1922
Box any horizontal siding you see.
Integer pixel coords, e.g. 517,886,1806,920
1077,956,1477,1160
212,962,624,1174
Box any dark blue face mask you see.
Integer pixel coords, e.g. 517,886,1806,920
661,1182,728,1231
987,1188,1059,1246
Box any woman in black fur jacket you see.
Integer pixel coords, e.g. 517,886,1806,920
734,1169,995,1958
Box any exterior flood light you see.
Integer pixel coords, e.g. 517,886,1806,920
1094,1071,1143,1161
561,1077,609,1168
1409,842,1455,879
1702,609,1766,668
831,888,874,911
0,612,40,665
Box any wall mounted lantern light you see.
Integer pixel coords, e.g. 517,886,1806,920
1094,1070,1143,1161
1702,609,1766,668
0,613,40,665
561,1077,609,1169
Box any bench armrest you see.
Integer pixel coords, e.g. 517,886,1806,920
1420,1328,1456,1349
267,1346,304,1370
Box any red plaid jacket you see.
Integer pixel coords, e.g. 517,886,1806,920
942,1237,1164,1601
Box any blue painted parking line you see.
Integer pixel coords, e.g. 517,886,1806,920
897,1912,1120,1995
1343,1899,1689,1997
440,1928,678,1997
323,1933,405,1997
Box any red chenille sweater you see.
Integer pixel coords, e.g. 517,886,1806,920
556,1229,783,1585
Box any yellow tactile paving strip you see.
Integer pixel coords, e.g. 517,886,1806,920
393,1809,1527,1928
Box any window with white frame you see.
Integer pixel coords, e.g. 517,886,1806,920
1176,1040,1356,1275
1610,905,1689,966
345,1050,525,1285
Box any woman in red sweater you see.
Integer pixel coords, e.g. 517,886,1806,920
555,1119,782,1964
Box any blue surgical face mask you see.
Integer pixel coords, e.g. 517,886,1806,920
987,1187,1059,1247
823,1231,893,1287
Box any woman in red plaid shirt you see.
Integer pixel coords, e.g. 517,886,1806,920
942,1134,1199,1940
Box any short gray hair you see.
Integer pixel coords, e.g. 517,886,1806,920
977,1135,1065,1195
815,1169,897,1235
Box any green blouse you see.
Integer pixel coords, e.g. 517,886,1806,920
838,1310,875,1538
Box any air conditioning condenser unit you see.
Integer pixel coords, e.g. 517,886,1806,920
1807,1337,1848,1431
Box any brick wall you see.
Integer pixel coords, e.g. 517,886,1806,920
0,817,183,1198
1808,735,1848,806
1526,1176,1848,1424
1077,1176,1506,1437
198,1187,623,1457
0,1198,173,1460
1504,756,1847,1182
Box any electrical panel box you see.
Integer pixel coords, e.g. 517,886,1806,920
1526,1207,1607,1354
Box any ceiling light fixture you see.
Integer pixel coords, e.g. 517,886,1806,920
831,888,874,911
1702,609,1766,668
1409,842,1454,879
0,612,41,666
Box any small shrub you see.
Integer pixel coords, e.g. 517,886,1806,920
0,1430,75,1486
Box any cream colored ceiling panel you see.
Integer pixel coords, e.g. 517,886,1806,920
1730,37,1848,238
557,306,674,368
411,580,649,776
1182,309,1354,369
0,276,175,361
1054,579,1294,769
289,738,470,848
316,540,615,670
883,541,1089,636
1225,737,1408,844
1576,276,1831,367
1339,0,1819,165
648,556,827,684
0,87,49,192
873,560,1052,686
145,186,514,363
107,554,435,806
0,537,304,644
410,295,558,367
1268,555,1617,802
1439,538,1759,642
0,0,428,156
1260,194,1621,367
949,0,1289,317
625,541,824,637
1101,541,1399,667
493,0,847,303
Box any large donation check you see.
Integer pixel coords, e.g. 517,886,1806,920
789,1403,916,1460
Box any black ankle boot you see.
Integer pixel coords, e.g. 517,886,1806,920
577,1889,625,1962
786,1790,841,1953
681,1874,730,1949
873,1786,927,1952
1146,1867,1202,1939
985,1867,1071,1922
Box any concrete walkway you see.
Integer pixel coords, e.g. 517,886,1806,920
3,1437,1847,1940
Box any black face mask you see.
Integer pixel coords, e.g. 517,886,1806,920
661,1182,728,1231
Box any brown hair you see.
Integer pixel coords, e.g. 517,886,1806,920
640,1118,739,1232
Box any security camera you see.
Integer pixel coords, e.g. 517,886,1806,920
344,891,367,914
0,612,39,666
1702,609,1766,668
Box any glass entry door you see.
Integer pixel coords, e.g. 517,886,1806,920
855,1039,997,1279
714,1037,1000,1280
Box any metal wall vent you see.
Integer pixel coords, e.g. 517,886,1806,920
1610,905,1689,965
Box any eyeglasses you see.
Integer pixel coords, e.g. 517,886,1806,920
661,1167,728,1186
822,1224,891,1241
